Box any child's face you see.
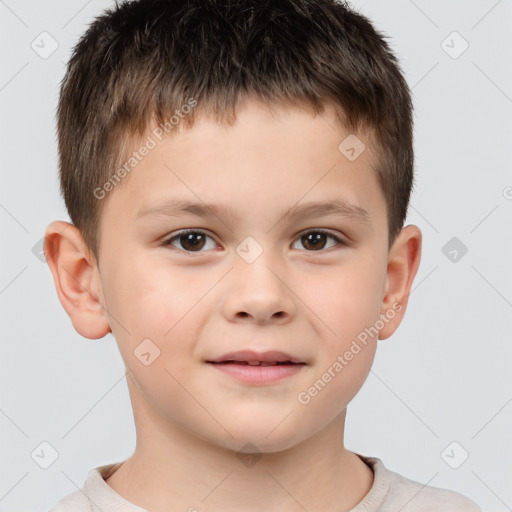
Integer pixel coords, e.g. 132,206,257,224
71,98,418,452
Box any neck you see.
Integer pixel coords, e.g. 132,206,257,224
105,372,373,512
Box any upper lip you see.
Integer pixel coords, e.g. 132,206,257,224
206,350,305,364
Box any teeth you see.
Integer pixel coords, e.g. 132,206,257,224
247,361,277,366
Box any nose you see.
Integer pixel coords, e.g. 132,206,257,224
220,251,297,325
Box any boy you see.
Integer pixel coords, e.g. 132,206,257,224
45,0,482,510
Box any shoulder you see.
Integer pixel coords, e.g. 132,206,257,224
388,469,482,511
48,462,125,512
48,489,95,512
358,455,482,512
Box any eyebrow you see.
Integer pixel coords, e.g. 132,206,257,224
135,198,370,225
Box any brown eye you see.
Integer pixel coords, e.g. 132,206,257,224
164,230,216,252
293,230,344,251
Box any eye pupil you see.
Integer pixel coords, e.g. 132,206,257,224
181,233,206,251
302,232,327,250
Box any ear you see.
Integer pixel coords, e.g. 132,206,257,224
378,224,422,340
44,220,111,339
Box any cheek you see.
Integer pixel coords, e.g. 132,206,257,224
102,258,212,414
298,257,384,346
293,256,383,406
105,255,193,325
101,255,215,363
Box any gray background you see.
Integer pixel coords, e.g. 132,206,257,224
1,0,511,510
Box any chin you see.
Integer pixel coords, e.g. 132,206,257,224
206,422,305,455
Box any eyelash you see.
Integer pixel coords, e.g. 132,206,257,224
162,229,346,254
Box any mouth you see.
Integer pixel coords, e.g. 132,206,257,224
206,350,306,384
206,349,305,365
209,360,301,366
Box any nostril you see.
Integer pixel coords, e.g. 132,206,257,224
235,311,285,320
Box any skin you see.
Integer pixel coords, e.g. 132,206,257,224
45,97,421,511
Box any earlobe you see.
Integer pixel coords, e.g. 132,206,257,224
44,221,111,339
378,224,422,340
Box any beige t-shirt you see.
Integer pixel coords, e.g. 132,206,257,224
49,454,482,511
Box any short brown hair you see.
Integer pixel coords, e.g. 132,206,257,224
57,0,414,260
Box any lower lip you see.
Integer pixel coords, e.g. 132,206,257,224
207,362,306,384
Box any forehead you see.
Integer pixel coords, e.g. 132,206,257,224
100,98,386,233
